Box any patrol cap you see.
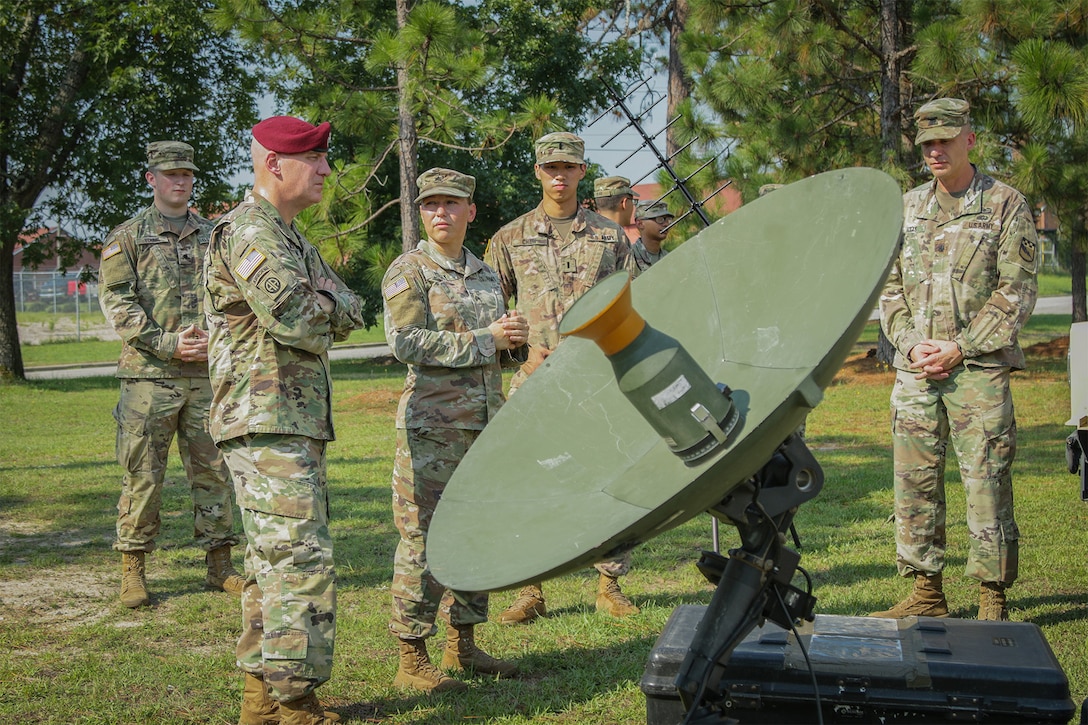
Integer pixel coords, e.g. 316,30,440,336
415,167,476,203
535,132,585,165
914,98,971,144
146,141,198,172
594,176,638,199
758,183,784,197
636,201,672,221
252,116,331,153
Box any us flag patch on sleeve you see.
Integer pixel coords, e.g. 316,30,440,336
235,247,266,280
102,242,122,260
384,276,409,300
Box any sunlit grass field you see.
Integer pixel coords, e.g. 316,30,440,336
1,311,1084,723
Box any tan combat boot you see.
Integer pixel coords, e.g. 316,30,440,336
978,582,1009,621
278,692,341,725
868,572,948,618
440,624,519,678
206,544,247,596
120,551,150,608
595,573,640,617
239,672,278,725
394,638,468,693
497,583,546,624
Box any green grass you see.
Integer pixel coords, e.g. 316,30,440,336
1,319,1085,724
1039,271,1084,298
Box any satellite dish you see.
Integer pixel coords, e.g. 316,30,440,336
429,168,903,593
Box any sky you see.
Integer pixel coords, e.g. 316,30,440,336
577,75,669,184
234,76,670,188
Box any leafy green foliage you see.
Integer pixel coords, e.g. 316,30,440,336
0,0,262,377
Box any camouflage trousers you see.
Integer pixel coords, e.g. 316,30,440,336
390,427,489,639
890,367,1019,585
112,377,238,553
221,434,335,703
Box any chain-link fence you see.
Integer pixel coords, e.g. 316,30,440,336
15,270,117,344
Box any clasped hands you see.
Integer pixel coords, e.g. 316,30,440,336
173,324,208,363
489,310,529,351
908,338,964,380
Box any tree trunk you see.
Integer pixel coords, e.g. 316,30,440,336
1071,216,1087,323
878,0,902,168
874,0,903,366
665,0,690,158
0,233,26,381
396,0,420,254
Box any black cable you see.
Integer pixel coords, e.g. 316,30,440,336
773,585,824,725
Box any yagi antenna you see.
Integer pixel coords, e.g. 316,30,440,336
590,78,732,230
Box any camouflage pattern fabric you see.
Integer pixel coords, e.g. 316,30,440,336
383,241,505,430
485,203,636,391
594,552,632,577
384,241,506,637
880,169,1036,586
112,378,238,553
630,238,667,273
222,434,335,702
390,427,489,638
890,367,1019,583
99,204,212,378
203,192,365,444
880,171,1038,372
99,204,236,554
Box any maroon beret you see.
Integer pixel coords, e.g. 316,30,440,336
252,116,331,154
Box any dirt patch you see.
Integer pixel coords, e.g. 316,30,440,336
0,568,113,627
1025,335,1070,358
341,389,400,414
832,349,896,385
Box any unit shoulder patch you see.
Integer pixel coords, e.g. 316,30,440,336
1019,237,1036,264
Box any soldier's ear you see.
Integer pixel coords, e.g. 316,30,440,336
264,151,282,177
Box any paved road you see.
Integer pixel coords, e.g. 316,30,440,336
25,296,1074,380
25,341,395,380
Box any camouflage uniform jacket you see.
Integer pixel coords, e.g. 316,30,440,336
631,238,667,272
880,169,1038,372
384,241,505,430
98,204,212,379
203,192,364,443
484,203,636,352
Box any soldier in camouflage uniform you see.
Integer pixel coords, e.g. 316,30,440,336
204,117,364,725
383,168,528,693
631,201,674,272
485,132,642,625
99,140,244,610
872,99,1038,622
593,175,639,233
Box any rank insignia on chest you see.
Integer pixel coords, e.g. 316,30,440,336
561,258,578,274
235,247,266,281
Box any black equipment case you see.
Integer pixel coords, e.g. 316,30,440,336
642,605,1075,724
